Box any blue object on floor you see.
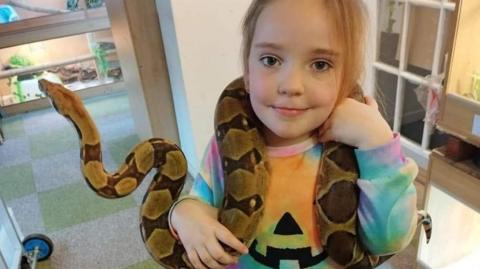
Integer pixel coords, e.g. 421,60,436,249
22,234,54,261
0,5,18,24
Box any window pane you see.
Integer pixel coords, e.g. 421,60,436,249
404,4,440,77
375,69,398,129
400,80,425,145
377,0,405,68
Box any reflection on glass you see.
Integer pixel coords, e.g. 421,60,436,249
377,0,405,67
0,30,122,106
404,6,454,78
0,0,105,24
405,4,439,77
400,80,425,145
375,70,398,129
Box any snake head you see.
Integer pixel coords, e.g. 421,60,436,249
38,79,82,116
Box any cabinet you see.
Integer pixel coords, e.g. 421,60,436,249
418,0,480,268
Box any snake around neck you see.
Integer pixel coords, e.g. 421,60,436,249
39,78,431,269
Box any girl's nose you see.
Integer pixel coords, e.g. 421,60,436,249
278,67,304,96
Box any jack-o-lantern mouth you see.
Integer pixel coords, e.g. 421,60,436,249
249,212,328,268
249,239,328,268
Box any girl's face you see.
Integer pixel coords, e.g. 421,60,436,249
247,0,343,147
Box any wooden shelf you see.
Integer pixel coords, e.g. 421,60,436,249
0,7,110,49
437,93,480,147
428,148,480,213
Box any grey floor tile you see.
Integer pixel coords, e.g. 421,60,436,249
2,114,25,138
32,150,84,192
95,112,136,142
0,136,31,167
28,127,78,160
23,109,70,136
98,147,120,173
6,193,46,237
132,173,154,206
44,207,150,269
84,92,131,119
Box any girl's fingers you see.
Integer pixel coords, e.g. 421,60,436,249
206,239,239,265
364,96,379,110
197,246,223,269
215,226,249,255
186,248,208,269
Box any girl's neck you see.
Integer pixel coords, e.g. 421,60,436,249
264,127,316,147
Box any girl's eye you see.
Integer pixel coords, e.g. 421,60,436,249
312,60,332,72
260,56,280,67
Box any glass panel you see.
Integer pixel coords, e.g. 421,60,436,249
418,185,480,268
0,30,123,106
429,127,448,150
0,0,105,24
400,80,425,145
445,0,480,101
405,4,439,77
439,10,455,76
375,69,398,129
0,197,22,269
377,0,405,68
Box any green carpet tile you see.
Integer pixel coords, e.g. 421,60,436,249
124,259,159,269
84,93,131,119
39,181,136,232
106,134,141,165
0,162,35,201
2,115,25,138
28,127,78,159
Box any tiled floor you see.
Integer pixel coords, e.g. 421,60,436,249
0,90,425,269
0,91,161,269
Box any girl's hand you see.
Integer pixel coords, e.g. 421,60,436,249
171,199,249,269
318,96,393,149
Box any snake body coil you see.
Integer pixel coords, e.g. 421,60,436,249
39,78,430,269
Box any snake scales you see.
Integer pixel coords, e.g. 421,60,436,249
39,78,431,269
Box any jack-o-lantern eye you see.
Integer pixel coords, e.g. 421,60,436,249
273,212,302,235
249,212,328,268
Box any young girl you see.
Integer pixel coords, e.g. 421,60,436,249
170,0,418,268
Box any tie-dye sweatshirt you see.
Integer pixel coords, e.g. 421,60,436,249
188,133,418,269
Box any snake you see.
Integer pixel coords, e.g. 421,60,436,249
39,77,431,269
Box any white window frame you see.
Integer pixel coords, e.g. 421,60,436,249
368,0,456,168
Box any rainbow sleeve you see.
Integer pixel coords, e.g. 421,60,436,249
355,133,418,255
189,137,224,208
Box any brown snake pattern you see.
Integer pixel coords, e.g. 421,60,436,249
39,78,431,269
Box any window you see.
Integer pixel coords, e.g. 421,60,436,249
372,0,456,167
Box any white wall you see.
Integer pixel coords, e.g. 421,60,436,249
156,0,251,174
157,0,375,175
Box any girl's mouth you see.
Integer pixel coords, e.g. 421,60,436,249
273,106,308,117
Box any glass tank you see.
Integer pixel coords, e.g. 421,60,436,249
445,0,480,100
0,30,122,106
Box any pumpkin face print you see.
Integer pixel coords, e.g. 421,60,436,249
249,212,328,268
241,146,327,268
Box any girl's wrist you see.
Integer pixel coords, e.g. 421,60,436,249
357,129,393,150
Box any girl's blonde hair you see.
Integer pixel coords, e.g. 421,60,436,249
241,0,368,101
